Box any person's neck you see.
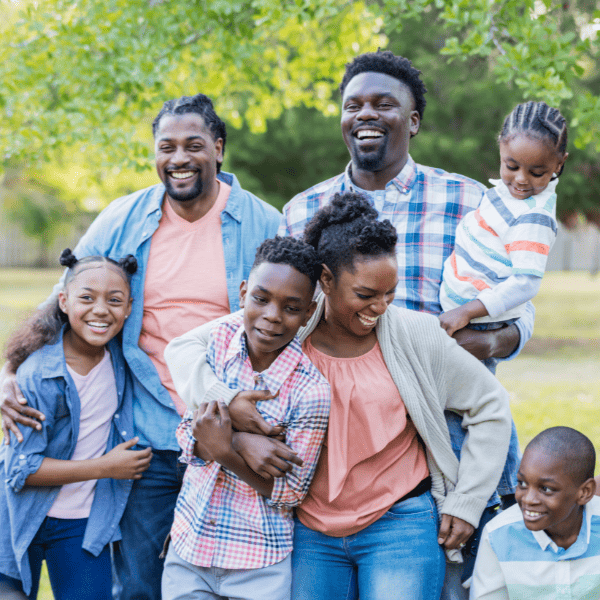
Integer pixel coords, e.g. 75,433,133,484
166,179,220,223
546,507,584,550
247,344,281,374
350,156,408,192
310,309,377,358
62,330,106,376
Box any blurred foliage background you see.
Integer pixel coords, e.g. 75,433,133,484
0,0,599,240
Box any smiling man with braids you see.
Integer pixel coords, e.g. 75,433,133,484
0,93,281,600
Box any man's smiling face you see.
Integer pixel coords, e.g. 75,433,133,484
154,113,223,204
341,71,420,179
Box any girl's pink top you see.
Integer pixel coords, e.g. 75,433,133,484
297,338,429,537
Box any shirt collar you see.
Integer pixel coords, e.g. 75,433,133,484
38,325,69,379
224,325,304,395
217,171,243,223
344,155,418,195
531,504,591,558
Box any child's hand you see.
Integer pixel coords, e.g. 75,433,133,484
439,308,471,337
439,300,489,336
192,401,233,462
229,390,284,437
102,437,152,480
233,432,303,479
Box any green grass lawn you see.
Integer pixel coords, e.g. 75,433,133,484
0,269,598,599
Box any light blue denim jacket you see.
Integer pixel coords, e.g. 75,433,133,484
0,329,133,595
45,172,281,450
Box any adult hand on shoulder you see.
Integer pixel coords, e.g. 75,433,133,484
229,390,284,437
102,437,152,480
0,364,45,444
453,323,520,361
232,432,303,480
437,514,475,550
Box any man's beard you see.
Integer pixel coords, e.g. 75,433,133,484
164,175,203,202
351,139,388,172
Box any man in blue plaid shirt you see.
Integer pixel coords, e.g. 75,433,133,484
278,50,533,600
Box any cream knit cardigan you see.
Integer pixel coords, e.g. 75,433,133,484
165,295,511,552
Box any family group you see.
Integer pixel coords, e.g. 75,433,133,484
1,50,598,600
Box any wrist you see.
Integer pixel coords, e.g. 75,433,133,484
90,456,109,480
212,442,235,466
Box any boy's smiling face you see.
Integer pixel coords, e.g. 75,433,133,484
239,262,316,373
516,446,590,545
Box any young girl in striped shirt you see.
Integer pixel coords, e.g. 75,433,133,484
439,101,568,336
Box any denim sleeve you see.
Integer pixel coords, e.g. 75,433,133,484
4,425,48,493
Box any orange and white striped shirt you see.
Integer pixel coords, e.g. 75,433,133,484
440,178,557,322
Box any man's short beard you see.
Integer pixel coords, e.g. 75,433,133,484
164,176,203,202
352,141,387,172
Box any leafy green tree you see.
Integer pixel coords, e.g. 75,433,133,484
1,0,598,222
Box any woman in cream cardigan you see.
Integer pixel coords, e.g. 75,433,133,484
164,193,511,600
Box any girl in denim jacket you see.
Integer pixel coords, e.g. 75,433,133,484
0,250,151,600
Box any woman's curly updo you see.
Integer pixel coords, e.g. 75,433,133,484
303,192,397,278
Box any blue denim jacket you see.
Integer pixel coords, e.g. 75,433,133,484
46,172,281,450
0,328,133,595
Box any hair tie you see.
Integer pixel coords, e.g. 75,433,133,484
59,248,78,269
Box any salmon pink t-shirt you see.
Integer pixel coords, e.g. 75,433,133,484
48,350,118,519
298,338,429,537
139,182,231,416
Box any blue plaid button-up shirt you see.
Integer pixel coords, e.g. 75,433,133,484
278,156,533,351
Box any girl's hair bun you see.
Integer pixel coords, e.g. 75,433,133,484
59,248,79,269
118,255,138,276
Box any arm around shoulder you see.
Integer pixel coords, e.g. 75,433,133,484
164,319,237,410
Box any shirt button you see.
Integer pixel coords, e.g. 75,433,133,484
209,519,216,525
121,431,127,436
19,454,25,460
114,413,119,419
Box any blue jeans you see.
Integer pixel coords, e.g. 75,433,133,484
113,449,186,600
291,491,445,600
0,517,112,600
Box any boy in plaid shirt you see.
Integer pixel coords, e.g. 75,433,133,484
162,236,330,600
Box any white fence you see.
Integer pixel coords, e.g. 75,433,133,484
547,223,600,274
0,212,87,268
0,210,597,271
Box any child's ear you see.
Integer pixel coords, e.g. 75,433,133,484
239,280,248,309
576,477,596,506
301,300,318,327
126,297,133,318
555,151,569,177
319,264,334,295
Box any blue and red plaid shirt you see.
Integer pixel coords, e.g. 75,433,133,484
279,156,489,315
171,312,330,569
